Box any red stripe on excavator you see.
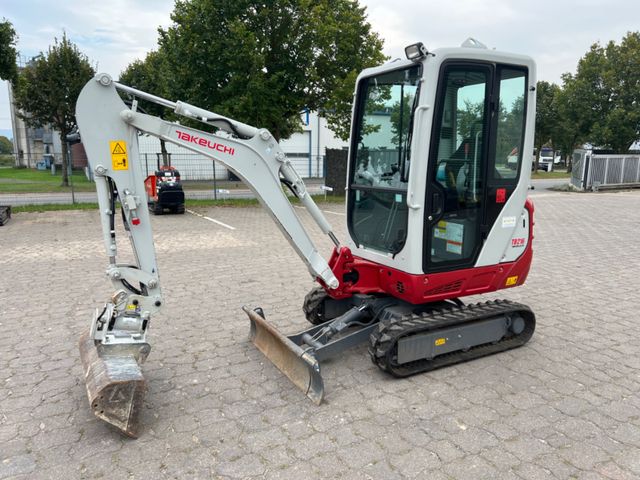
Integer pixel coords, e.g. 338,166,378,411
324,198,534,305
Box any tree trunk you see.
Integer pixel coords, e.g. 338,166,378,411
160,139,169,166
60,132,69,187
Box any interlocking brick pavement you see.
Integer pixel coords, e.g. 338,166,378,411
1,189,639,479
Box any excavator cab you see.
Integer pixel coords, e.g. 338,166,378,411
76,39,536,437
347,41,533,276
251,40,536,403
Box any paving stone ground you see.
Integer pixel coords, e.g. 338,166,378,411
1,189,639,479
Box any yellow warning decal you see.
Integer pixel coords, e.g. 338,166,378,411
505,275,518,286
435,338,446,346
110,140,128,170
126,304,136,311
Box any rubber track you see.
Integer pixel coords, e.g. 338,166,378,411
302,286,330,325
368,299,536,377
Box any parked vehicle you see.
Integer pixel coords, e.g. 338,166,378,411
144,166,185,214
537,147,562,172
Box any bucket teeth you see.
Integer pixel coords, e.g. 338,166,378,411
78,331,147,438
245,306,324,405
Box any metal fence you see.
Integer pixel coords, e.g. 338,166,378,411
0,151,329,207
571,149,640,191
140,153,229,181
8,152,65,170
139,152,326,180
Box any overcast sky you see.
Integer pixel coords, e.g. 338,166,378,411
1,0,638,137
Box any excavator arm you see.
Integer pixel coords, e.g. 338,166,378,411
76,73,339,436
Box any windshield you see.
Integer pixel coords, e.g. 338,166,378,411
540,148,553,158
351,65,421,189
347,65,421,255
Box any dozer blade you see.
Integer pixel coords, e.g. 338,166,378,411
78,331,148,438
244,306,324,405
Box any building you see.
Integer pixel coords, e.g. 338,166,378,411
7,60,64,169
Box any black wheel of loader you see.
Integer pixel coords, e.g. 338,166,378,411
175,204,185,214
302,286,330,325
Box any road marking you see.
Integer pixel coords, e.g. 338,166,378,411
186,209,236,230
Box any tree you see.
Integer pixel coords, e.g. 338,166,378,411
563,32,640,152
0,19,17,83
158,0,385,142
534,80,560,170
457,99,485,142
552,77,588,171
305,1,386,140
594,32,640,151
0,135,12,154
496,94,525,163
389,93,415,146
120,51,172,166
13,34,94,185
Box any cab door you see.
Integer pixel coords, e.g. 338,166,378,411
424,63,492,273
423,62,529,273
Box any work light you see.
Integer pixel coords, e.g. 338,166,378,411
405,42,428,61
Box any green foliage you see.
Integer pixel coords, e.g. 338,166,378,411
496,94,525,162
0,166,93,193
593,32,640,151
13,34,94,185
119,51,170,117
457,99,484,141
308,1,386,140
534,81,559,150
120,51,172,165
358,83,389,140
0,135,12,154
533,80,561,169
456,95,525,165
14,34,94,133
389,93,415,146
12,203,100,213
157,0,385,141
559,32,640,152
527,32,640,167
552,76,586,163
0,19,17,83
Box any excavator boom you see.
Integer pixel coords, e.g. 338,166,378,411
76,73,341,436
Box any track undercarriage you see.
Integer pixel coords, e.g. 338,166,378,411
247,287,536,404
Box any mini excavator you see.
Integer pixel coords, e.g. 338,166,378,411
76,39,537,437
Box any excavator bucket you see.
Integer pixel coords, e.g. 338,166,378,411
78,331,148,438
244,306,324,405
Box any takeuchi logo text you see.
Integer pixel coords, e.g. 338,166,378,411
175,130,235,155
